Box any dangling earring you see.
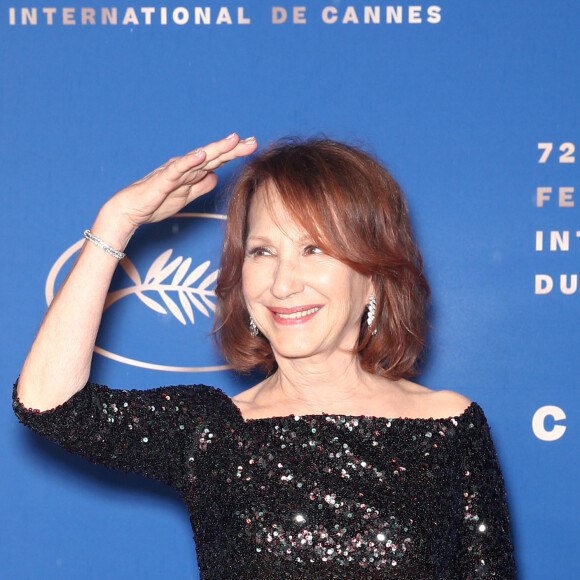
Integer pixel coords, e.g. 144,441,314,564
249,316,259,337
367,295,377,335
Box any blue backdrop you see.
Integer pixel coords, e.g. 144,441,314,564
2,2,578,578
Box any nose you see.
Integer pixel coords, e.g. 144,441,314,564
271,256,304,299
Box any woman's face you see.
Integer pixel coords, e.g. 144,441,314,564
242,186,373,364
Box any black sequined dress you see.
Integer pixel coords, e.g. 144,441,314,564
13,383,516,579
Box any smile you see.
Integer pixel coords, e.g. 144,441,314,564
269,306,322,324
275,307,320,319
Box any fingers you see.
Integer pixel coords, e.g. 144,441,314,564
167,148,207,179
204,136,258,171
141,133,258,195
108,134,257,228
192,132,240,161
183,172,219,202
197,133,258,168
177,133,257,176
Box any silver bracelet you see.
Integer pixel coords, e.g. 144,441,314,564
83,229,126,260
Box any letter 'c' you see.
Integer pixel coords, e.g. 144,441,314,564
322,6,338,23
532,405,566,441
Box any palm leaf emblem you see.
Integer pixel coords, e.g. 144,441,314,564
104,249,218,325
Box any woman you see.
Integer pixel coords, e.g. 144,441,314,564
14,134,516,578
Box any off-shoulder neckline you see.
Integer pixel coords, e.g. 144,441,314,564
12,382,481,426
222,393,480,425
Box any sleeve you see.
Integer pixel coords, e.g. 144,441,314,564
455,405,517,578
12,381,210,487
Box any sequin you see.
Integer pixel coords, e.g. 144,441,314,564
13,382,516,579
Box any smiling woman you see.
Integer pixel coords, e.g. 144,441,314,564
242,188,373,364
13,134,516,578
216,138,430,381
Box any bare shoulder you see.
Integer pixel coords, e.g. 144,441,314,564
396,380,472,419
427,389,472,418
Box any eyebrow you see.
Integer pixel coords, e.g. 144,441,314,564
245,235,272,245
246,233,313,244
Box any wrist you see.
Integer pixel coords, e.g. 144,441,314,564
92,202,138,251
83,230,125,260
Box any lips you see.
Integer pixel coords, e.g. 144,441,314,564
269,305,322,325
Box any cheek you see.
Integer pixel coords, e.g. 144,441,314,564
241,262,253,301
314,271,334,289
242,261,266,302
347,274,373,311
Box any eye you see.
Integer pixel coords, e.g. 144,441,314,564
304,245,323,255
247,246,273,257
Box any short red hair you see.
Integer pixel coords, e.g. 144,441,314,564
214,138,430,380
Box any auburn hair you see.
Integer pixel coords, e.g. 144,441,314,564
214,137,430,380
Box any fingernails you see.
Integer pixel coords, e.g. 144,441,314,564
225,133,237,140
192,148,204,156
241,136,256,144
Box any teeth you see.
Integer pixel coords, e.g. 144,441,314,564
276,307,320,319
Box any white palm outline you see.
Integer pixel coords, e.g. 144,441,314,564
104,249,218,325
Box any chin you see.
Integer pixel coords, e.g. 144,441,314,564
269,337,323,360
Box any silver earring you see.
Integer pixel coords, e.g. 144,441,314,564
249,316,259,337
367,295,377,335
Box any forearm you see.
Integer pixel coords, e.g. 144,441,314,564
18,206,135,411
17,134,257,411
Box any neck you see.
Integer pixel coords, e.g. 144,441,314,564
265,352,376,413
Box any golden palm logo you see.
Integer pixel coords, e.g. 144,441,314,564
105,249,217,325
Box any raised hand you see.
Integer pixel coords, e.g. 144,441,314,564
17,132,257,410
98,133,257,247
